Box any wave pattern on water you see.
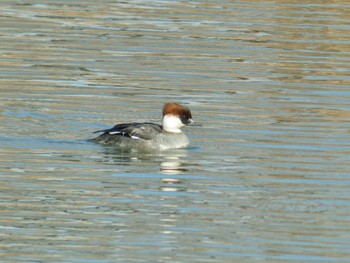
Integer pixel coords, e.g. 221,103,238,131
1,0,350,262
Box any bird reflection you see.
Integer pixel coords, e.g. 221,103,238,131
94,145,191,176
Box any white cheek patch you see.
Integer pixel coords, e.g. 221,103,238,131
130,136,141,140
162,115,183,133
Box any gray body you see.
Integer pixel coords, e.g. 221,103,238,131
92,122,189,150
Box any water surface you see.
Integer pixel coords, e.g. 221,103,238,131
1,1,350,262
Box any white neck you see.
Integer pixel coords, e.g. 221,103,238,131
162,115,184,133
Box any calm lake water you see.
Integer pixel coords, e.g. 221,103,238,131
1,1,350,262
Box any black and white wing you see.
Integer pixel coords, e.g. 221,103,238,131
94,122,162,140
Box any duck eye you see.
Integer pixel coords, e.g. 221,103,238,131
180,114,190,124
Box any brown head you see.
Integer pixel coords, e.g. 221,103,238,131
162,102,194,133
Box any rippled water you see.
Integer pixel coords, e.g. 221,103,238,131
1,1,350,262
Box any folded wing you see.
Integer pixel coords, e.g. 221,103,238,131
94,122,162,140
